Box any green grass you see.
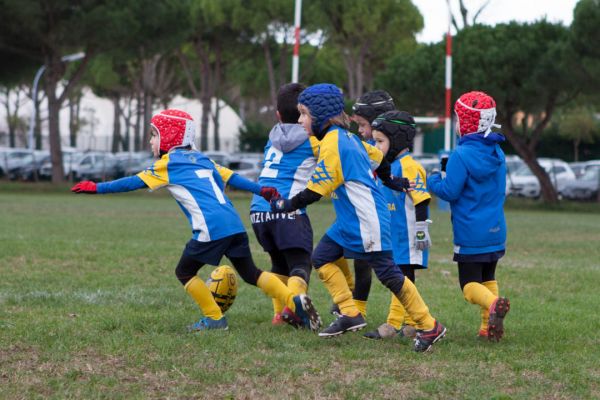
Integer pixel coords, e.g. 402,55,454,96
1,185,599,399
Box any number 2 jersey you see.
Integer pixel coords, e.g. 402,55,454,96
250,123,320,213
137,148,246,242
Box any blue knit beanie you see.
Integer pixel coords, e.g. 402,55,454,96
298,83,345,136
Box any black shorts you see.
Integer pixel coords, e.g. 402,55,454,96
250,212,313,254
182,232,251,266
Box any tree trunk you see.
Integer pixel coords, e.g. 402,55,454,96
134,90,142,151
111,95,121,153
68,93,81,148
263,40,278,111
142,90,153,150
574,138,580,162
35,94,43,150
45,78,65,183
213,99,221,151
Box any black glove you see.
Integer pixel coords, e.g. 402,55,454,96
383,176,412,192
440,155,449,172
270,198,297,213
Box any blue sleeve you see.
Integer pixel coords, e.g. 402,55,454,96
97,175,147,194
227,173,261,195
427,153,468,202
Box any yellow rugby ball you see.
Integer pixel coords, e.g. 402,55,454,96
206,265,237,313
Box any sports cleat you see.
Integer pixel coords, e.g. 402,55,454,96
487,297,510,342
272,313,285,326
318,313,367,338
281,295,322,332
329,303,341,317
413,321,446,352
187,316,228,332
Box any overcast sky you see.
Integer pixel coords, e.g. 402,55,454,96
412,0,579,43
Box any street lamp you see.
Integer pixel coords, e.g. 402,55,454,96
27,51,85,150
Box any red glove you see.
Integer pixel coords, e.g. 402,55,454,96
71,181,97,194
260,186,280,201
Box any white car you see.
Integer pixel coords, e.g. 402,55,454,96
508,158,576,198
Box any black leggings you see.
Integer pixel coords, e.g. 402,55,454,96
175,253,263,286
399,265,416,283
457,261,497,290
353,259,372,301
268,248,312,284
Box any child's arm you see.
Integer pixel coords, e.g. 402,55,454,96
212,161,279,200
71,176,147,194
427,153,468,202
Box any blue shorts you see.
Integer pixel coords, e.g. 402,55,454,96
250,212,313,254
183,233,251,266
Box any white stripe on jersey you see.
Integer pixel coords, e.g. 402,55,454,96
289,157,317,198
404,197,424,265
345,181,382,252
168,184,211,241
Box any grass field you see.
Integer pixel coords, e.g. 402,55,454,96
1,184,599,399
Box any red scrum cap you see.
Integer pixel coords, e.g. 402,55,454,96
151,109,196,153
454,91,497,136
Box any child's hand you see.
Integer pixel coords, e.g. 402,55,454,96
71,181,97,194
260,186,280,201
414,220,432,250
383,176,413,192
270,198,296,213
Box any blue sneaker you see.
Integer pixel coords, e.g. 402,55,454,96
187,316,228,332
281,295,322,332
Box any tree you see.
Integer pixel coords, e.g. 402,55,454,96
446,0,491,32
557,105,600,161
570,0,600,95
308,0,423,100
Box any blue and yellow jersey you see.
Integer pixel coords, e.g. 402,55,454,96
250,135,320,213
382,153,431,267
307,126,392,253
137,149,246,242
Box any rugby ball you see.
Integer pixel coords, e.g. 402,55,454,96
206,265,237,313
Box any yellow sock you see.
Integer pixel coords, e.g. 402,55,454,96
386,293,406,330
354,299,367,318
271,273,289,316
184,276,223,320
288,276,308,295
396,279,435,331
333,257,355,291
463,282,497,310
257,271,296,312
480,280,499,332
318,263,360,316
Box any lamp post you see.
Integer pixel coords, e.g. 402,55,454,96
27,51,85,150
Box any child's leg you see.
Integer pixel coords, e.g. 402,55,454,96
353,259,372,317
175,253,223,320
386,265,415,329
333,257,355,291
458,262,497,316
282,248,311,296
481,262,499,334
313,235,361,317
268,249,290,316
370,256,435,331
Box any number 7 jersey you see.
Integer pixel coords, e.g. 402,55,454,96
137,149,246,242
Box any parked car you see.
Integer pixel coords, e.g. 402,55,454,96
562,165,600,201
8,150,50,181
0,147,33,178
509,158,576,198
569,160,600,179
71,152,119,181
227,157,262,182
123,154,156,176
114,152,154,177
39,150,80,180
505,155,525,195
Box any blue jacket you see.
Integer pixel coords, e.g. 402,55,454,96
428,133,507,253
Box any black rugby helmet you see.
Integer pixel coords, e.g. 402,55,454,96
352,90,396,123
371,110,417,162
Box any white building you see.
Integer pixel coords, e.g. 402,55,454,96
0,87,243,153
